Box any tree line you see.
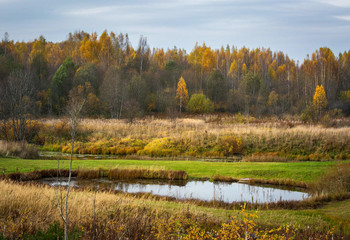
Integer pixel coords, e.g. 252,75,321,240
0,30,349,123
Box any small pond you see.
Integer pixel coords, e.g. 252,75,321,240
40,178,309,204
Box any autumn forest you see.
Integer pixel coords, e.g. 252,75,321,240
1,30,350,121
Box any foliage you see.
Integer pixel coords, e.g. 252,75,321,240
153,204,298,239
216,135,243,156
50,57,76,113
313,85,328,117
1,31,350,121
187,93,214,113
176,76,189,112
138,137,180,157
73,63,100,93
206,69,228,108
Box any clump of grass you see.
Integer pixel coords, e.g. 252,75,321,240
77,168,105,179
109,168,188,180
212,175,239,182
0,140,39,159
311,163,350,196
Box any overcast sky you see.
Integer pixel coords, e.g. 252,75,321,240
1,0,349,61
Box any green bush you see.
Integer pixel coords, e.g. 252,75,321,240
186,93,214,113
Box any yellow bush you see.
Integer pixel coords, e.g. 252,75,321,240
153,204,297,240
217,135,243,156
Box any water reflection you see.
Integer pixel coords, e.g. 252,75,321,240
40,178,309,203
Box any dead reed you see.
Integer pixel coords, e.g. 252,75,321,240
108,168,188,180
3,168,188,182
0,140,39,159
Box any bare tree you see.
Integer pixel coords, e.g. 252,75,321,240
137,35,149,78
100,68,126,119
56,85,86,240
3,69,34,142
3,32,9,56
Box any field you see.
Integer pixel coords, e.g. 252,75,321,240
1,158,348,184
7,117,348,160
1,117,350,239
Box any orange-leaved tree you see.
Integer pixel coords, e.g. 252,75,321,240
176,76,189,113
313,84,327,118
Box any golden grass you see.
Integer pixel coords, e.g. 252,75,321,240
40,117,350,143
37,117,350,159
0,180,220,239
0,180,341,239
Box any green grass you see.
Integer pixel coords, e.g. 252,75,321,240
1,157,349,183
1,157,349,236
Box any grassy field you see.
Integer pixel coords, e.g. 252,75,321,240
3,117,349,160
1,158,348,183
1,117,350,238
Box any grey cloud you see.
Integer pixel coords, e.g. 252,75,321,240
0,0,349,61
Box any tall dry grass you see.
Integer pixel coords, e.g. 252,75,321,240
0,140,39,159
37,117,350,159
0,180,168,239
311,163,350,196
0,181,339,239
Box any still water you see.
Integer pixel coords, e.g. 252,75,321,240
40,178,309,203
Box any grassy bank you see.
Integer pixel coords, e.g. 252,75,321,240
1,158,348,184
0,180,346,239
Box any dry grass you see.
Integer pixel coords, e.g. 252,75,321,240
311,163,350,196
3,168,188,182
35,117,350,159
0,180,343,239
0,180,170,239
109,168,188,181
0,140,39,159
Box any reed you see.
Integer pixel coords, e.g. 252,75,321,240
5,169,77,181
109,168,188,180
0,140,39,159
3,167,188,182
77,168,106,179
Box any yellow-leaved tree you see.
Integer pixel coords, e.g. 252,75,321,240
313,84,327,118
176,76,189,113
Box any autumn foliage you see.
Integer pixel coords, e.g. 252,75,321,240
0,31,349,121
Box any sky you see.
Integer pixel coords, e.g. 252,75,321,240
0,0,350,61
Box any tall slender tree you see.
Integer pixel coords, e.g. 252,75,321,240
176,76,189,113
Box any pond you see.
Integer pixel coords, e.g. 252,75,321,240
40,178,309,204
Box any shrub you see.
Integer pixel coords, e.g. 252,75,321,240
140,138,180,157
186,93,214,113
217,135,243,156
311,163,350,196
